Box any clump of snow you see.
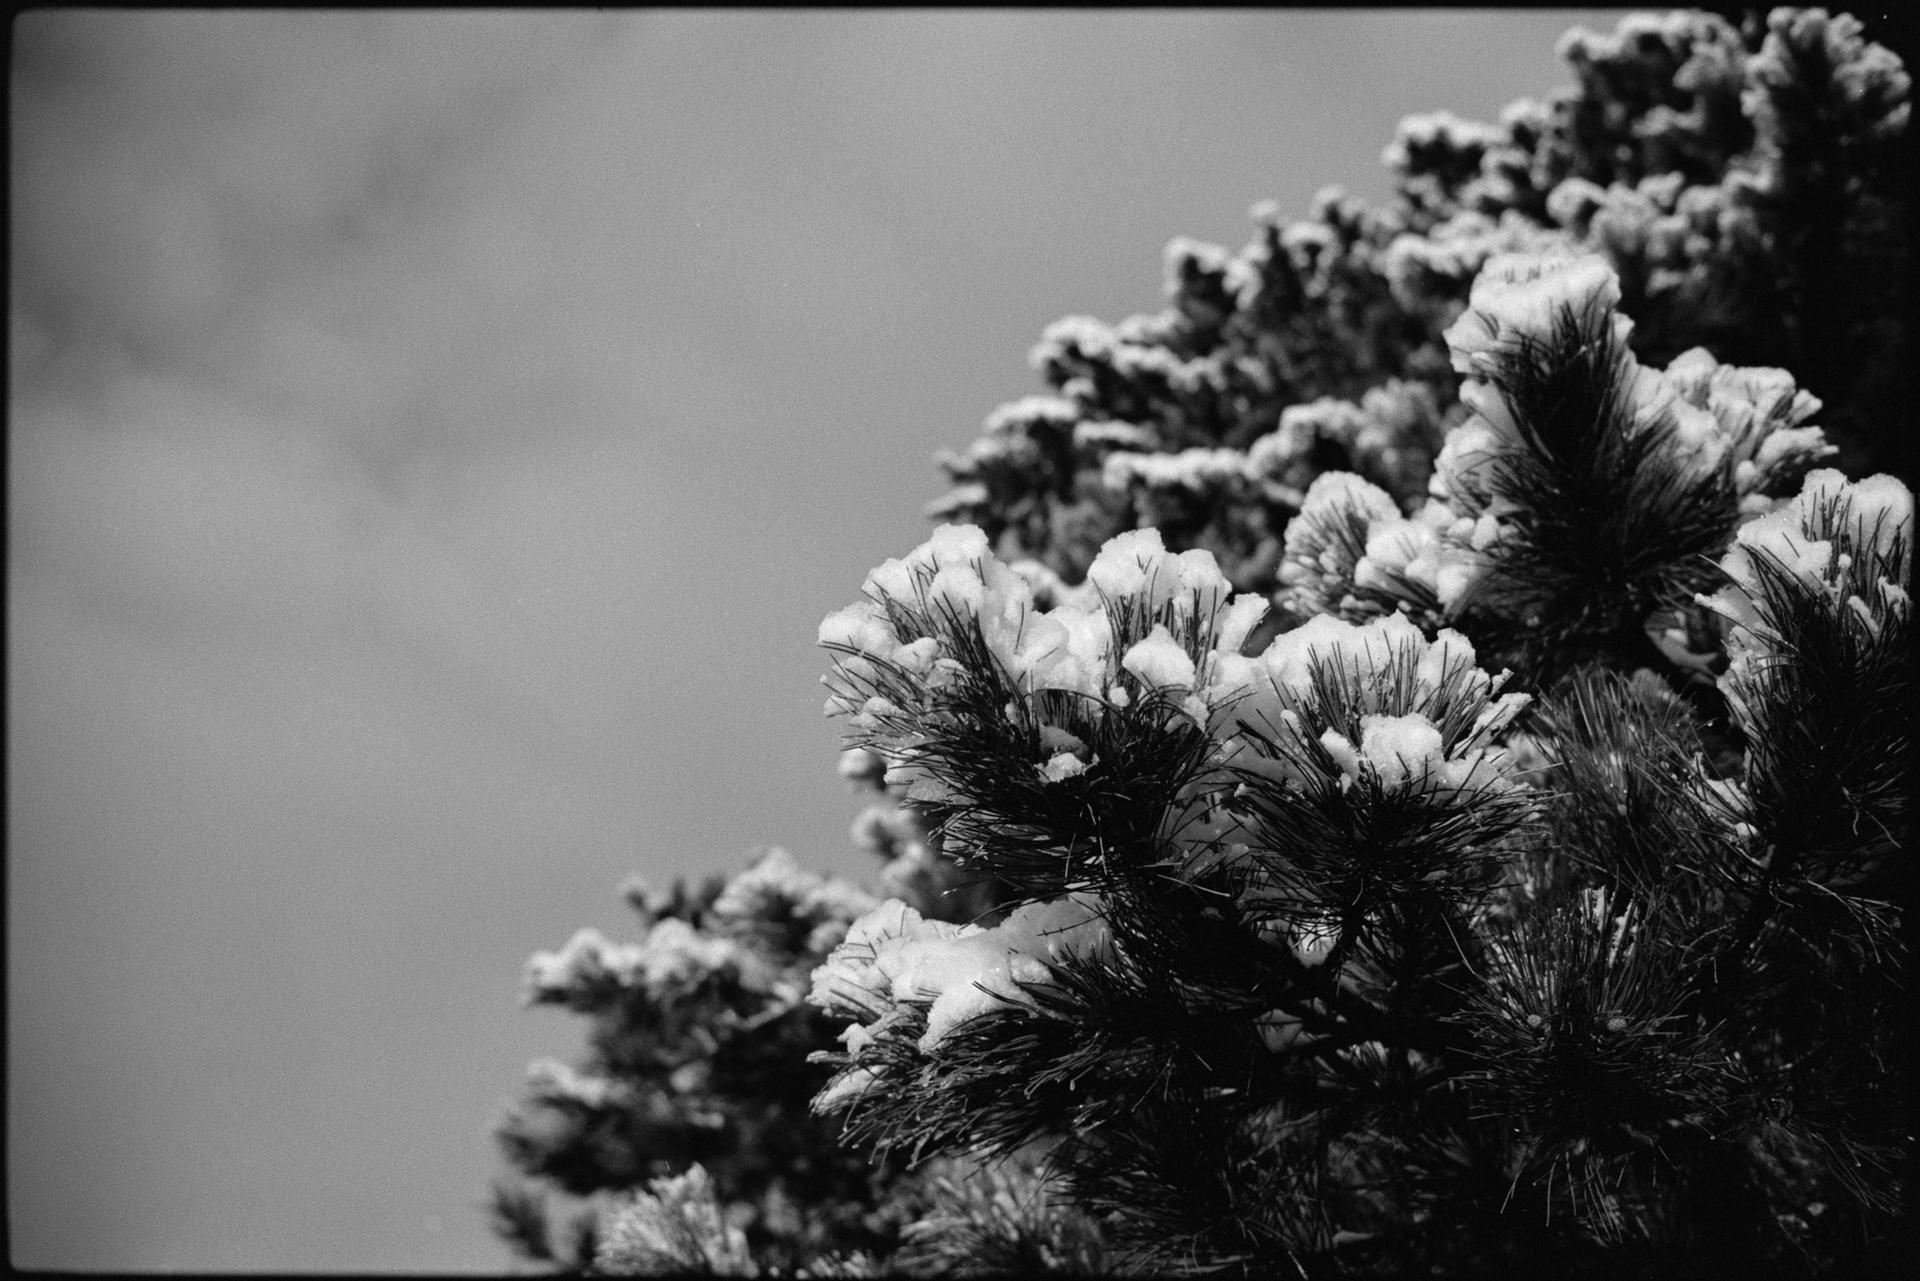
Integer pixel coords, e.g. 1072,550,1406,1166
1122,624,1198,691
813,1064,885,1112
1204,612,1528,795
523,918,755,1011
1215,593,1270,656
863,523,992,610
524,928,637,1008
1705,468,1913,626
1086,527,1232,619
982,394,1078,438
1651,347,1827,514
631,918,750,995
524,1057,622,1110
826,523,1274,730
1442,252,1630,377
1356,507,1453,600
1039,752,1089,782
810,896,1111,1055
1421,434,1508,608
1253,612,1426,698
1073,420,1157,451
1281,471,1476,619
1701,468,1913,725
708,847,880,956
1249,399,1369,494
1321,714,1440,785
1316,712,1508,795
1103,447,1246,497
1035,724,1094,782
1381,109,1504,173
821,521,1116,710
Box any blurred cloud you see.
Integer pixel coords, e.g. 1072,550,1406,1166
8,9,1632,1269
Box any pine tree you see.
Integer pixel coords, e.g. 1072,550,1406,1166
493,9,1913,1277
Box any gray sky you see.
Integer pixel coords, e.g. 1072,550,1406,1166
8,9,1631,1270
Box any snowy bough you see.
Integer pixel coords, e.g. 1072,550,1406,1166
803,250,1912,1276
494,10,1912,1277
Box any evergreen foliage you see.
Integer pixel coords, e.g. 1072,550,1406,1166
930,7,1911,589
493,9,1913,1277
